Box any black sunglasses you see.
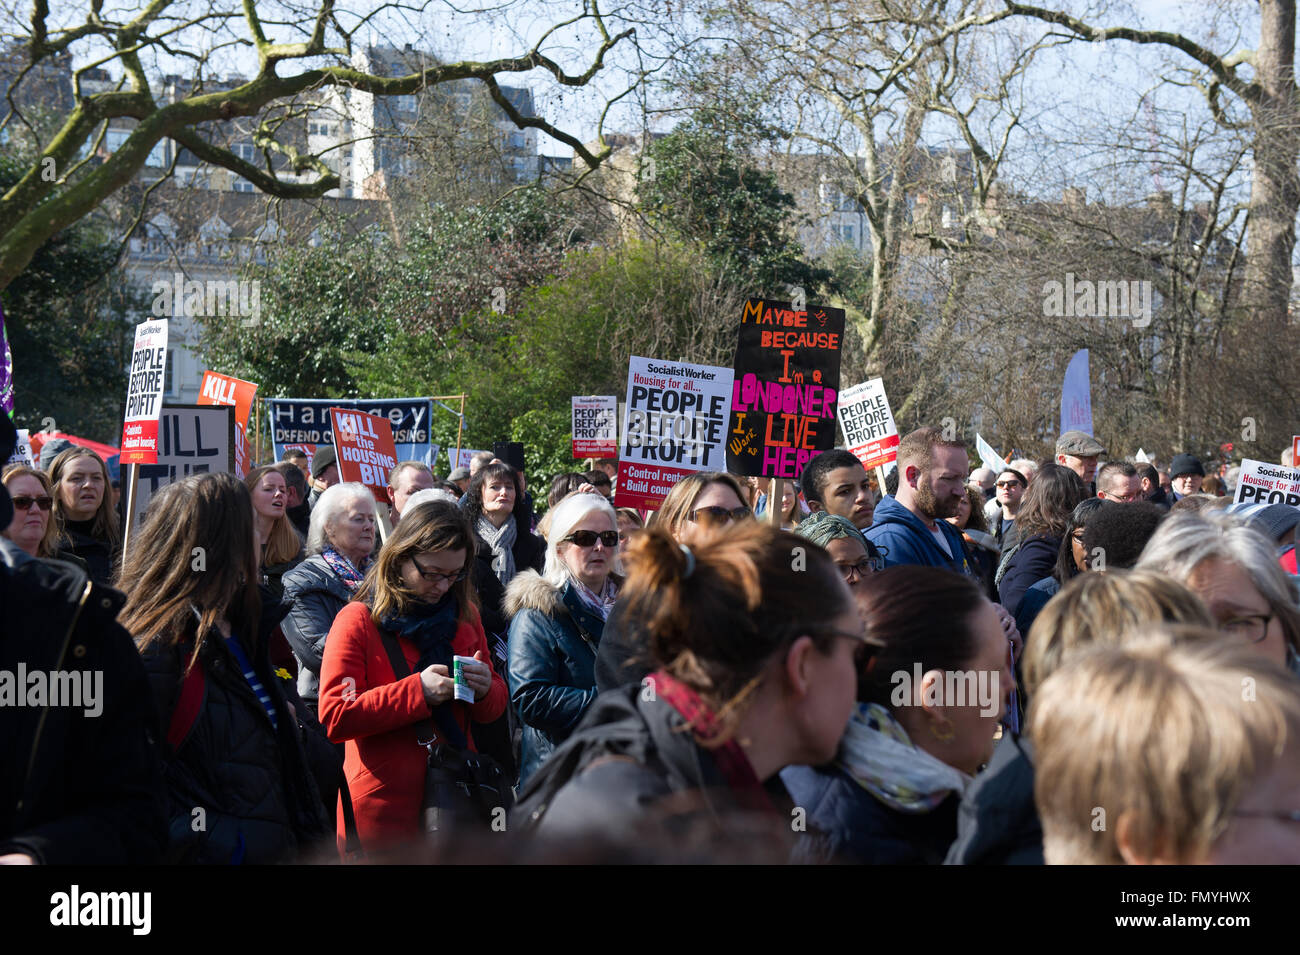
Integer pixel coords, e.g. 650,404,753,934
689,505,752,526
410,554,467,585
11,495,54,511
562,530,619,548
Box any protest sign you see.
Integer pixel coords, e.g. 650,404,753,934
572,395,618,458
1293,436,1300,466
330,408,399,506
120,319,168,465
726,298,845,479
197,370,258,478
837,378,899,471
616,356,734,511
268,397,435,466
5,428,33,468
1233,459,1300,507
451,448,487,471
1135,448,1151,464
280,443,317,470
975,433,1005,475
131,405,235,529
1060,348,1093,435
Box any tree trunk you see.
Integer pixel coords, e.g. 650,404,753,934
1242,0,1300,328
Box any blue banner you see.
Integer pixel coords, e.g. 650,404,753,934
268,397,436,467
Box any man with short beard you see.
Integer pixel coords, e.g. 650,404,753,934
866,426,977,575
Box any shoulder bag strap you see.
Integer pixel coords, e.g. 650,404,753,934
376,628,466,749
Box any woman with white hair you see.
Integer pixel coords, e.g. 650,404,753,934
505,492,621,787
1136,510,1300,675
281,482,378,712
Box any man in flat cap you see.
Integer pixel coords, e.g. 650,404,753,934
1056,430,1107,489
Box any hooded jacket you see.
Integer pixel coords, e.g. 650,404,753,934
0,540,167,864
504,571,609,787
865,495,975,576
511,683,795,855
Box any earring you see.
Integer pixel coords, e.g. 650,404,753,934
930,718,955,743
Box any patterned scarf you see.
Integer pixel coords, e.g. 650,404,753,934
321,546,369,592
837,702,972,813
477,514,517,587
651,669,777,816
570,575,618,621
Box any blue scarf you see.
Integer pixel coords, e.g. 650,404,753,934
380,592,459,674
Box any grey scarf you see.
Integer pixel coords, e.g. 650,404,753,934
477,513,517,587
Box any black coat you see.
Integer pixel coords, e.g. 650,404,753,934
0,540,167,864
471,523,545,641
945,733,1043,865
781,763,960,864
592,598,643,693
512,682,795,858
139,608,331,864
59,520,116,587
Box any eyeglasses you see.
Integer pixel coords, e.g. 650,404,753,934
994,481,1022,489
10,495,53,512
562,530,619,549
1219,612,1274,644
409,554,467,585
689,505,752,526
836,557,884,581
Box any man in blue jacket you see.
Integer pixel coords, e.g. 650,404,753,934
867,426,975,576
867,426,1023,668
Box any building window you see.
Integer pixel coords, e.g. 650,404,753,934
232,177,256,193
164,350,174,395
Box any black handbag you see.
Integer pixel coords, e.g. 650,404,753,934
377,630,514,834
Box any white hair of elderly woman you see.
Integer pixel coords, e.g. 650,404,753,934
1136,509,1299,619
307,481,377,555
543,492,618,587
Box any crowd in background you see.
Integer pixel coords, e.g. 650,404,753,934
3,413,1299,865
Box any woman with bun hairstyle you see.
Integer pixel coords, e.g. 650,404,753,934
512,521,863,849
593,471,751,691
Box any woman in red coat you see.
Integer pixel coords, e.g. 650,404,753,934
318,500,507,855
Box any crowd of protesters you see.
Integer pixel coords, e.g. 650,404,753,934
2,411,1299,866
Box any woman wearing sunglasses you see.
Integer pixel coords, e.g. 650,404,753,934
594,472,752,692
317,500,507,855
2,465,82,564
505,492,622,787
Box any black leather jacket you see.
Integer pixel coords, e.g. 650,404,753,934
280,554,353,705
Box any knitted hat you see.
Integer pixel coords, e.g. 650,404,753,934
311,444,337,479
1169,454,1205,480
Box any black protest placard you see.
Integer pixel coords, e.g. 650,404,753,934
726,298,845,479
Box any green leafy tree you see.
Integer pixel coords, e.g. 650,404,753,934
638,115,829,297
0,153,142,442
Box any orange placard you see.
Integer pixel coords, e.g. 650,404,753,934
197,370,258,477
330,408,398,505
